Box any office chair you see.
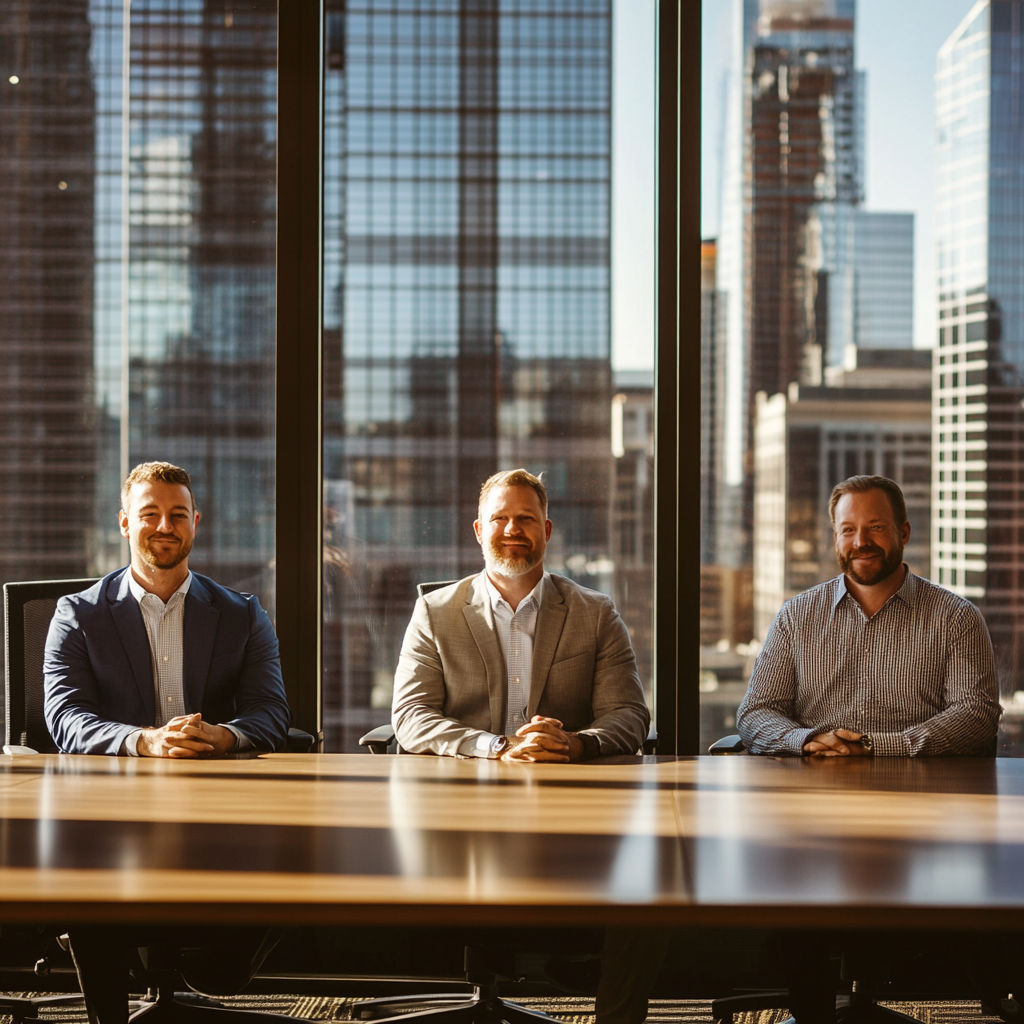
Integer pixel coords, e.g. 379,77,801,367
3,577,314,1024
358,581,458,754
359,580,659,755
3,578,315,756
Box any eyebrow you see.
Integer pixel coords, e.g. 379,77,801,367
138,504,192,513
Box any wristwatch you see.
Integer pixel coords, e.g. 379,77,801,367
488,734,510,758
859,733,874,755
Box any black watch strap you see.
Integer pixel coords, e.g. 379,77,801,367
576,732,601,761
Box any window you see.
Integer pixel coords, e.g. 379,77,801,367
701,0,1024,756
320,1,658,751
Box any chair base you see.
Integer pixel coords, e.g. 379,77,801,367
0,994,84,1024
129,992,305,1024
353,988,563,1024
714,993,922,1024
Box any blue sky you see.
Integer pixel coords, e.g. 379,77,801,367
700,0,982,353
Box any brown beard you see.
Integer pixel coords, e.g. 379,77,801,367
835,541,904,586
485,537,543,578
139,533,193,570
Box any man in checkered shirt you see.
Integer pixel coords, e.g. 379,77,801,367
737,475,1001,757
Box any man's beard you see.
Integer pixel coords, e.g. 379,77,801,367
835,541,904,586
484,538,543,579
139,533,192,570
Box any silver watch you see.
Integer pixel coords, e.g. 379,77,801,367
860,732,874,755
488,734,510,758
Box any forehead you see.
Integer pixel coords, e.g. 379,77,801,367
834,489,895,523
481,485,544,516
127,479,193,509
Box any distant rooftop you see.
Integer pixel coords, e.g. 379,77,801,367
613,369,653,391
848,347,931,370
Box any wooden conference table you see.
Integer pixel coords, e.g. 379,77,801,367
0,752,1021,930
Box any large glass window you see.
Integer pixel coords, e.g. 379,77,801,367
321,0,656,751
700,0,1024,755
0,0,277,633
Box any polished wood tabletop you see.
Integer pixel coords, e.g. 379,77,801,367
0,752,1022,928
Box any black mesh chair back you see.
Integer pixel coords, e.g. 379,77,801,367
4,579,99,752
416,580,458,599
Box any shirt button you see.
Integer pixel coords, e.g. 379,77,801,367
162,656,169,662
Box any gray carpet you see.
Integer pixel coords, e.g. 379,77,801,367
4,993,1008,1024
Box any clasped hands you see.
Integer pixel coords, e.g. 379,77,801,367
136,712,236,758
802,728,868,757
500,715,584,763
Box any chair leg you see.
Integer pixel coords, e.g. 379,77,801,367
129,1000,306,1024
711,991,790,1022
353,996,477,1021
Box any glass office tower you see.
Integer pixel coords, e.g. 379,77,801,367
935,0,1024,749
0,1,97,582
322,2,617,749
125,0,278,610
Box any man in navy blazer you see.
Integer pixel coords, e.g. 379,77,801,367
44,461,289,757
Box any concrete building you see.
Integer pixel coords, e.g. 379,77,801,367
753,358,931,638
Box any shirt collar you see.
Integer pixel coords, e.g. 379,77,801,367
832,563,917,612
127,569,193,607
484,572,547,614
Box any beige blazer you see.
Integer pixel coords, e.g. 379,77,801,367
392,572,650,757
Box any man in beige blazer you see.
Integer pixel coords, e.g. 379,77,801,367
393,469,662,1024
392,468,650,760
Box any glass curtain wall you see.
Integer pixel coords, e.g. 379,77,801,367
702,0,1024,756
321,0,654,751
0,0,278,694
126,0,278,613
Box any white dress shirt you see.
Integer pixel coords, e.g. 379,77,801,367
456,573,546,757
121,571,249,756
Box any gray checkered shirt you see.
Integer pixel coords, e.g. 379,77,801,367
737,569,1002,757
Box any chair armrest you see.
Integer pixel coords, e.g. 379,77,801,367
708,734,746,755
642,725,658,755
359,723,396,755
285,728,316,754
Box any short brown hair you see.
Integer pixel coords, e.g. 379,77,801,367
121,461,196,513
828,475,907,528
478,468,548,519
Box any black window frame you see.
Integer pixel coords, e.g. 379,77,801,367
274,0,701,754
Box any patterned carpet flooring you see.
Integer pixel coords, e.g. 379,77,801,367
5,993,1010,1024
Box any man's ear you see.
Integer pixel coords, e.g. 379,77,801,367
118,509,130,539
473,519,483,545
545,519,552,540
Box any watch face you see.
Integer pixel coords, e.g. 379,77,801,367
491,735,509,756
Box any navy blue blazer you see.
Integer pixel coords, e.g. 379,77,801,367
43,568,291,755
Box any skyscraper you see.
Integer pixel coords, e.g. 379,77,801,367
322,2,618,749
126,0,278,609
935,0,1024,742
853,210,914,351
0,0,97,582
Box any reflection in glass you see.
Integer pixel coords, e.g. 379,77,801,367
126,0,278,613
322,3,649,750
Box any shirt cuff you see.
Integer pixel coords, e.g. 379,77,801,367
869,731,910,757
785,727,818,755
457,731,501,758
222,725,250,752
119,730,143,756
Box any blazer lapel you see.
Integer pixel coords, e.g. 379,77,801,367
107,568,156,724
528,576,567,717
183,576,220,714
462,573,508,734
